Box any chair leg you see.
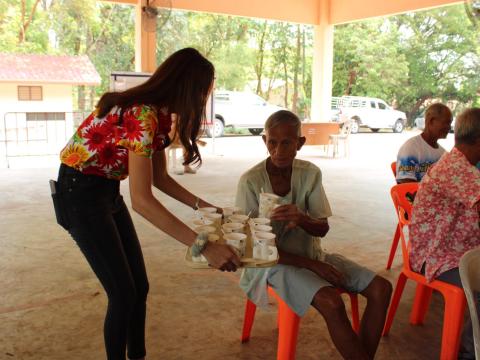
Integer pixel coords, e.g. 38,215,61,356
410,284,433,325
277,299,301,360
241,299,257,343
348,293,360,333
383,272,408,336
386,223,401,270
439,293,466,360
172,148,177,171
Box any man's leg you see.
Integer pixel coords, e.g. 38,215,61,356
359,276,393,359
312,287,369,360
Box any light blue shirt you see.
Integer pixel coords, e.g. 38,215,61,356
235,159,332,307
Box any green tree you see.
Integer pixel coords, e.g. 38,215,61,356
333,19,409,102
394,6,480,121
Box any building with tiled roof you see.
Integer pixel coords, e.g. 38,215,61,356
0,54,101,157
0,53,101,85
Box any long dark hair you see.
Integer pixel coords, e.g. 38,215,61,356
96,47,214,166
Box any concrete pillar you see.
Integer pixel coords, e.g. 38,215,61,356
310,0,334,122
135,0,157,72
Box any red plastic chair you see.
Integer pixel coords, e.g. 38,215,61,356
391,161,397,177
383,183,467,360
386,161,402,270
241,286,360,360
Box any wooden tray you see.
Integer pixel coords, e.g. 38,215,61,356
185,223,278,269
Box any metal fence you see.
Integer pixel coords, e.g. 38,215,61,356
1,111,90,168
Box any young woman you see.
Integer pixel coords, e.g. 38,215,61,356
52,48,241,360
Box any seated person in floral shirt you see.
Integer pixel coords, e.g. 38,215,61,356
396,103,452,183
409,108,480,360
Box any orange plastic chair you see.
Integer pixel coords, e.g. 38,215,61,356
241,286,360,360
386,161,402,270
390,161,397,177
383,183,467,360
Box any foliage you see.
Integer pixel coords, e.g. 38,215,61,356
0,1,479,119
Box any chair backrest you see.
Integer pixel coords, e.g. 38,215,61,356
390,183,419,269
391,161,397,177
459,248,480,359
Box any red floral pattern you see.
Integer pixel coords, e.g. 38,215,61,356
60,105,172,180
409,147,480,282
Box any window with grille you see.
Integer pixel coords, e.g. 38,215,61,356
26,112,65,121
18,86,43,101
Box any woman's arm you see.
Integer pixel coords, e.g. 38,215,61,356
128,150,240,269
151,150,218,211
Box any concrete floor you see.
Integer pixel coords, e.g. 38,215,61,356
1,130,456,359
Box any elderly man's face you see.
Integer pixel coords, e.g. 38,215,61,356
426,110,453,139
262,123,305,168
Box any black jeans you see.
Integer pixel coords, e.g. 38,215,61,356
57,164,149,360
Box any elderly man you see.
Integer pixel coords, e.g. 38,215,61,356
236,110,392,360
409,108,480,359
396,103,453,183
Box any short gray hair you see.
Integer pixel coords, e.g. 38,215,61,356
264,110,302,136
425,103,451,122
455,108,480,145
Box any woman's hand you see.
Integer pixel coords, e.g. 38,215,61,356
270,204,306,230
202,242,241,272
309,261,345,288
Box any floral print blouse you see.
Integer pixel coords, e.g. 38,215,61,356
60,105,172,180
409,147,480,282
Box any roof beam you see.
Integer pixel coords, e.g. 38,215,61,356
103,0,462,25
330,0,462,25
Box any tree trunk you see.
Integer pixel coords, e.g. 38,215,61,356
301,28,309,119
406,96,429,126
89,87,96,111
283,58,288,109
344,69,357,96
255,21,268,96
18,0,41,44
291,25,301,114
78,86,86,111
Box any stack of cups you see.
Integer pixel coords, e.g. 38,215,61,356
249,217,277,261
195,207,222,232
222,206,243,217
192,209,219,263
221,219,246,257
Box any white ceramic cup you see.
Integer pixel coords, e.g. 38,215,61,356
250,217,271,226
253,231,276,246
203,213,222,227
198,207,217,214
222,206,243,217
194,225,217,234
224,232,247,257
253,244,278,261
221,222,245,234
251,224,273,234
228,214,249,224
192,218,214,227
259,192,281,218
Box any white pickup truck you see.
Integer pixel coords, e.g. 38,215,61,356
334,96,407,133
208,91,284,137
